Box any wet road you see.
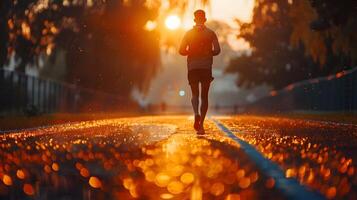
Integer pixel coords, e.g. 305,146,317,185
0,116,356,200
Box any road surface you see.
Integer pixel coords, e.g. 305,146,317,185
0,115,356,200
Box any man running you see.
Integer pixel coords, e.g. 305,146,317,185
179,10,221,134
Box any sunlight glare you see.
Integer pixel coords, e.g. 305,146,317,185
165,15,181,30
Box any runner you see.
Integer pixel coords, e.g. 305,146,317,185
179,9,221,134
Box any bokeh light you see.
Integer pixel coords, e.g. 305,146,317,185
179,90,185,97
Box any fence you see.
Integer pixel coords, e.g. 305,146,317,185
0,68,126,115
245,67,357,113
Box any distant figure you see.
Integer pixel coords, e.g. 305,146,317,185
215,103,220,112
179,10,221,134
234,104,238,114
160,102,167,112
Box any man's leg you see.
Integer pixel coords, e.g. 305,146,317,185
190,82,201,131
199,82,210,129
190,83,199,115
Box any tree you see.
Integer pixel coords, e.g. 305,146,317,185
293,0,357,64
0,0,37,71
57,1,161,94
226,0,352,90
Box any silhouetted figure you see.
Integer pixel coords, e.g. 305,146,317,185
160,102,167,112
179,10,221,134
215,104,220,112
234,104,238,114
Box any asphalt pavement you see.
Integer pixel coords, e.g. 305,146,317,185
0,115,356,200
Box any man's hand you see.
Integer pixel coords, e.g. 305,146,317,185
179,33,189,56
212,33,221,56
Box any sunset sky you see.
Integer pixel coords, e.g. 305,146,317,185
182,0,254,26
210,0,254,24
210,0,255,50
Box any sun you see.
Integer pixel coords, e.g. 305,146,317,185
165,15,181,30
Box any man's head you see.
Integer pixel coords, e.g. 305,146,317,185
194,9,206,25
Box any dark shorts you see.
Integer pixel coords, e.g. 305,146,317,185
188,69,214,85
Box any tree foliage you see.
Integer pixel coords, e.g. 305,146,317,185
226,0,354,90
311,0,357,63
1,0,160,95
290,0,357,65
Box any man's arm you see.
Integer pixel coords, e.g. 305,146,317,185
212,33,221,56
179,33,189,56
